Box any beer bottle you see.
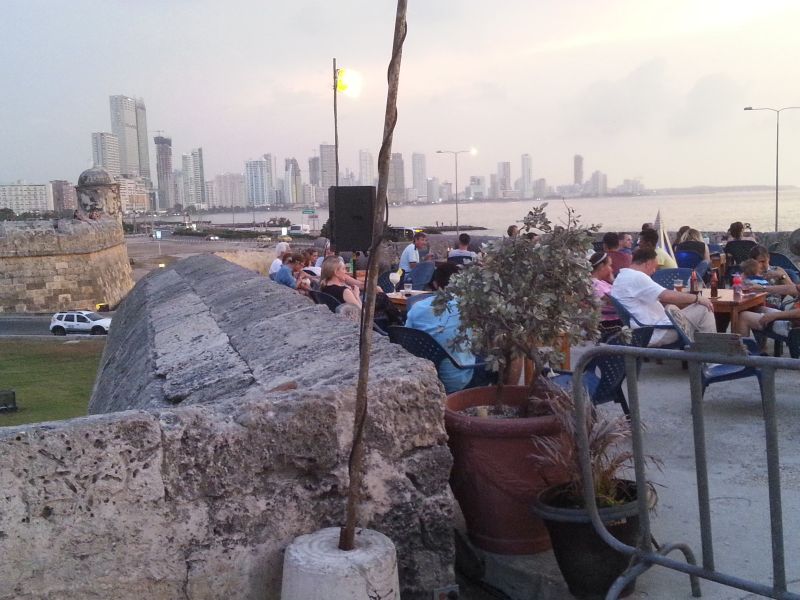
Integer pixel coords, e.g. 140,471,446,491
690,271,699,294
710,270,718,298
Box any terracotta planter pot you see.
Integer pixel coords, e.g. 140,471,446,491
445,384,567,554
531,481,650,599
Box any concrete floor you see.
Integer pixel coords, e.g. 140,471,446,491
456,346,800,599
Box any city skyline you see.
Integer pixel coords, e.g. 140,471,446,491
2,1,799,190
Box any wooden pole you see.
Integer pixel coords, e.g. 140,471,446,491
339,0,408,551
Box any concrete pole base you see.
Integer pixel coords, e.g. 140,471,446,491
281,527,400,600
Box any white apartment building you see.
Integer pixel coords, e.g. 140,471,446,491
412,152,427,201
319,144,336,190
244,156,275,207
358,150,375,187
0,183,53,213
214,173,245,208
92,132,121,178
117,177,149,213
521,154,533,198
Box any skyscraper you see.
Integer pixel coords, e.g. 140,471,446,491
521,154,533,198
244,157,274,207
154,135,173,210
181,148,206,207
284,158,302,205
497,162,511,193
574,154,584,185
388,153,405,203
214,173,245,208
91,132,121,178
411,153,427,201
109,95,150,179
358,150,374,186
308,156,320,186
319,144,336,189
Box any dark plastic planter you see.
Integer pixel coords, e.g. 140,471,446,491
445,384,568,554
531,481,651,599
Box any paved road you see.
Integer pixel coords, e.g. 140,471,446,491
0,316,52,337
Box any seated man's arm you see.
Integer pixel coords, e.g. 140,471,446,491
658,289,713,310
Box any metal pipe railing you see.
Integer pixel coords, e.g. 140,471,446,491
570,343,800,600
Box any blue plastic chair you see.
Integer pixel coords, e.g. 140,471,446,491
408,261,436,290
664,305,763,398
550,328,654,416
769,252,800,283
387,326,494,389
675,250,703,270
651,268,694,289
607,295,684,356
447,255,475,266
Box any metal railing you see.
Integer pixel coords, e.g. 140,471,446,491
571,338,800,600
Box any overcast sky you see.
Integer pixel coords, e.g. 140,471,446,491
2,0,800,189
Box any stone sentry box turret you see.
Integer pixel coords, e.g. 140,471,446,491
0,167,133,313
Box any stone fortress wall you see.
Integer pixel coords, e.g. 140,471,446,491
0,254,454,599
0,219,133,313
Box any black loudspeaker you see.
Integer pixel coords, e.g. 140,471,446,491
329,186,375,252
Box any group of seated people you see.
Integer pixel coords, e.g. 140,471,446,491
592,242,800,348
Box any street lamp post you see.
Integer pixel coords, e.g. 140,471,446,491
436,148,476,235
744,105,800,232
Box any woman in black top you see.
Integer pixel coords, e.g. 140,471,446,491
320,257,362,309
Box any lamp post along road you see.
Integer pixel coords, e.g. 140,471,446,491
436,148,475,235
744,105,800,232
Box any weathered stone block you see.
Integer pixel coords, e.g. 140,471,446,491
0,255,454,599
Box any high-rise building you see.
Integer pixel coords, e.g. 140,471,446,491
0,183,52,213
284,158,302,205
468,176,486,200
181,148,206,207
205,180,216,207
574,154,584,185
534,178,548,198
319,144,336,189
427,177,440,203
117,177,149,212
411,152,427,201
109,95,150,179
244,157,275,207
309,156,320,186
50,180,77,213
91,132,121,178
388,153,405,203
589,170,607,197
497,162,511,193
173,169,184,208
153,135,173,210
521,154,533,198
214,173,245,208
358,150,374,187
134,100,151,180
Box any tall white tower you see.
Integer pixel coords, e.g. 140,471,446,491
412,153,427,201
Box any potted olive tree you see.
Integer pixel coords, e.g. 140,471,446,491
433,204,600,554
530,386,658,598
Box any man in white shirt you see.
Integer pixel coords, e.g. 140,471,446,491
269,242,290,278
612,248,716,346
399,232,428,272
448,233,478,262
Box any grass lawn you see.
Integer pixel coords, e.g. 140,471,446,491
0,338,105,428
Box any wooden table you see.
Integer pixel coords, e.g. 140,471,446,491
699,288,766,333
385,290,430,308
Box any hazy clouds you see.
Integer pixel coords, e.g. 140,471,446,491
1,0,799,188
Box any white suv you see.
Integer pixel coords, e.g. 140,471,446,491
50,311,112,336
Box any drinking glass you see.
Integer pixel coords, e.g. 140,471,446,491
403,283,413,296
673,279,684,292
389,271,401,290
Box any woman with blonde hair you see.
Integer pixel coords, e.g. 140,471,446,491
320,256,362,308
